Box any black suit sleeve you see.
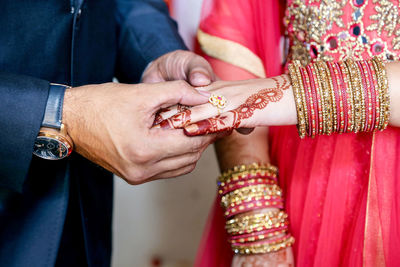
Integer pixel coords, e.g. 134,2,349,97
0,72,50,192
115,0,187,83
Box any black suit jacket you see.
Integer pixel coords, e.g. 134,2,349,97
0,0,186,266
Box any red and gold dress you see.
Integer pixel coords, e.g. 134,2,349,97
195,0,400,266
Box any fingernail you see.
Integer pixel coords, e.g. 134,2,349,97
152,124,161,129
196,88,211,98
191,72,211,86
184,124,200,136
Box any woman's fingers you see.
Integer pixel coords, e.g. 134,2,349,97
153,104,185,125
157,102,220,129
183,110,243,136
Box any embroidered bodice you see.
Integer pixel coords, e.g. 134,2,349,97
285,0,400,65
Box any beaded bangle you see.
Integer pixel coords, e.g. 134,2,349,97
224,199,284,218
373,57,390,129
219,177,278,195
226,211,288,234
217,163,278,184
229,227,289,243
221,184,282,205
357,61,372,132
338,61,354,132
289,61,307,138
370,58,384,129
232,235,295,255
296,61,310,135
313,61,328,134
307,64,323,135
363,60,377,131
222,193,283,210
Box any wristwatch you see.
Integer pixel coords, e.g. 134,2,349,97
33,84,74,160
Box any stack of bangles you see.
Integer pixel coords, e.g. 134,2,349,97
288,57,390,138
217,163,294,255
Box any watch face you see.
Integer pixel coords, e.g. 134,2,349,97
33,136,69,160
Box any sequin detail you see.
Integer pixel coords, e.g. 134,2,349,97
285,0,400,64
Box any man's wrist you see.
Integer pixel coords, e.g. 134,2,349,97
33,83,74,160
42,83,70,129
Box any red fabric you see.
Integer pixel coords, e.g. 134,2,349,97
195,0,400,266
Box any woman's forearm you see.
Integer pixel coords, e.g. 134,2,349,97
386,62,400,127
177,59,400,136
270,62,400,128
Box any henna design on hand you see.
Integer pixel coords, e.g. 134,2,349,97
153,104,191,127
185,76,290,135
159,105,192,129
154,107,172,125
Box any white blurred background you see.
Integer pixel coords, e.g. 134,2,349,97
112,1,219,266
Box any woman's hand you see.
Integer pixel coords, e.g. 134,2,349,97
232,247,294,267
155,75,297,135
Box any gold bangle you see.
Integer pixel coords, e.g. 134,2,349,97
230,229,287,244
370,57,383,129
223,194,283,210
226,211,288,234
295,61,310,136
339,61,355,132
317,61,334,134
232,235,295,254
218,163,278,184
288,61,307,138
221,184,283,208
322,61,337,134
345,59,363,132
372,57,390,130
313,61,327,134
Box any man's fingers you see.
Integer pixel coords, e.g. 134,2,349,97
150,163,197,181
150,128,215,158
189,71,212,87
149,81,211,110
186,54,215,86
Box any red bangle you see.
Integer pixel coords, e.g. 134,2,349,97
229,226,289,241
230,229,288,245
234,233,293,248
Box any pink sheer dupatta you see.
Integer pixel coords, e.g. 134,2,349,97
195,0,400,266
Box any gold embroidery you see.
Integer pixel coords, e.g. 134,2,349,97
286,0,346,65
367,0,400,50
286,0,400,64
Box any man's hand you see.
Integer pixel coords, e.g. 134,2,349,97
63,81,215,184
141,50,215,86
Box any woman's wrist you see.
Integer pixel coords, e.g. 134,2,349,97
258,75,298,127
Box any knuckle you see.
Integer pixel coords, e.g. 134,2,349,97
193,151,202,162
175,79,189,89
191,139,204,152
124,145,152,164
197,137,211,150
124,168,148,185
186,164,197,174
